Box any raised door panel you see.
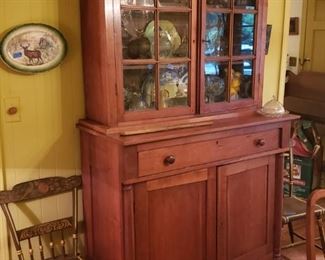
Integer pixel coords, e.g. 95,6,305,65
127,169,216,260
217,156,275,260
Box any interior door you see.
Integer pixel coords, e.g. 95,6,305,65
217,156,275,260
127,169,216,260
302,0,325,72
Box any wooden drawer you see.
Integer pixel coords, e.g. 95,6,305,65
138,129,280,177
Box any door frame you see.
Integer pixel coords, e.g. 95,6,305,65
299,0,308,72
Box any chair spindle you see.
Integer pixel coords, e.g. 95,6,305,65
49,233,55,258
28,238,34,260
73,187,78,257
38,236,45,260
61,230,66,256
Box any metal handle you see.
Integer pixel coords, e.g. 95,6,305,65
164,155,176,165
255,139,266,147
299,58,311,66
202,39,211,43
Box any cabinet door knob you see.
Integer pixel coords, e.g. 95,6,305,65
255,139,266,147
164,155,176,165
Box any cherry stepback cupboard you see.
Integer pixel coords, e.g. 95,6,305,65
79,0,296,259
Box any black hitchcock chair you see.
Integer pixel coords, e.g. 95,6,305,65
0,175,83,260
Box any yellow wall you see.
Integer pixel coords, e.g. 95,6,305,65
263,0,291,104
0,0,84,259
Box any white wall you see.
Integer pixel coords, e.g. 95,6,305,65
287,0,304,74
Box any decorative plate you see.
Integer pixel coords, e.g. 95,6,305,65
144,20,181,57
0,23,67,73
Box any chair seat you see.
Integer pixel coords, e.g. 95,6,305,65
282,196,324,224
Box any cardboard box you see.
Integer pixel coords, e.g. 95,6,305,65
284,155,320,198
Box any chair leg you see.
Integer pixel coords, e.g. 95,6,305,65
316,215,325,257
288,222,295,243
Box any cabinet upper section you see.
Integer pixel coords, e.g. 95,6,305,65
80,0,267,126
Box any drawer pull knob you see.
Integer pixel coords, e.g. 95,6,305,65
255,139,266,147
164,155,176,165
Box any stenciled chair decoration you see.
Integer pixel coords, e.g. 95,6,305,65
0,175,82,260
282,142,325,254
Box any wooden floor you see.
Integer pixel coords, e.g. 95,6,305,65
281,219,325,259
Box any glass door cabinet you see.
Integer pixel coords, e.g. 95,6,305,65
201,0,261,113
116,0,263,121
79,1,297,260
118,0,197,121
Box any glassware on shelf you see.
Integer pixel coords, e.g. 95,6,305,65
121,10,155,59
144,20,182,58
127,37,151,59
159,63,189,108
233,13,255,56
231,60,253,100
141,74,156,108
123,65,156,111
257,96,289,117
121,0,154,7
229,69,241,101
234,0,256,10
159,0,189,7
207,0,230,8
174,34,189,57
204,62,227,103
205,12,229,57
162,12,189,58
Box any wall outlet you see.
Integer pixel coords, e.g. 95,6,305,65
4,97,21,123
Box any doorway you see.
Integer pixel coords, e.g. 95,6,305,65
300,0,325,72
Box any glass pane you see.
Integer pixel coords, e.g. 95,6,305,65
234,0,256,10
231,60,253,101
124,65,156,111
207,0,230,8
233,14,255,56
121,0,154,7
204,62,227,103
159,0,189,7
205,13,229,57
149,13,189,58
159,63,189,108
121,10,155,59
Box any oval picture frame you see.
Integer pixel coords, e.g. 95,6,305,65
0,23,67,73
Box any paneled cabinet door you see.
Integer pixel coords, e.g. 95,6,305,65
123,169,216,260
217,156,276,260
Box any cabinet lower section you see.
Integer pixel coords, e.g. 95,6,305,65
123,157,275,260
79,120,290,260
